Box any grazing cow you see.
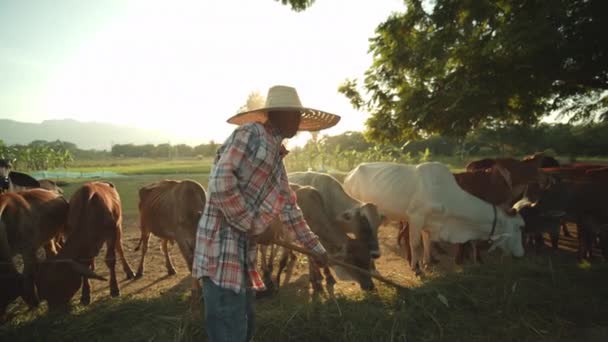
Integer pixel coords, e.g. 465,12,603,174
0,159,63,195
465,158,496,172
344,162,525,274
36,182,135,310
0,159,40,194
513,199,565,254
0,189,69,315
466,156,550,202
259,184,375,295
135,179,206,278
451,167,515,264
524,170,608,260
288,172,383,259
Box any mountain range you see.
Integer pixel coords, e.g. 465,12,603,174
0,119,174,150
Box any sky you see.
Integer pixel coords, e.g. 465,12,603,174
0,0,405,147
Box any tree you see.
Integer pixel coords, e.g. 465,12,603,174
236,91,266,113
274,0,316,12
340,0,608,143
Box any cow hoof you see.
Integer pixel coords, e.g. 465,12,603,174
80,296,91,306
125,271,136,280
167,269,177,276
134,272,143,279
110,288,120,297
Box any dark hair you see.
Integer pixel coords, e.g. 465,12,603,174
0,159,12,168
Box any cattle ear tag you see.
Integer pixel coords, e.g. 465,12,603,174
346,232,356,240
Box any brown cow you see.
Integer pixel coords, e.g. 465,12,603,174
0,189,68,315
36,181,135,310
134,179,206,278
259,184,375,296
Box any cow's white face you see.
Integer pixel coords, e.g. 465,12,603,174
491,214,525,257
337,206,381,259
0,167,9,178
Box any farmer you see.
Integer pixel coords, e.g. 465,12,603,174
193,85,341,342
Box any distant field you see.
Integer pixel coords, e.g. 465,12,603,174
53,158,214,175
59,174,210,223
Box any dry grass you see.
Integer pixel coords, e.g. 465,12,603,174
2,219,608,341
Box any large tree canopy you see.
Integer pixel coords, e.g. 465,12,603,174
339,0,608,143
275,0,315,12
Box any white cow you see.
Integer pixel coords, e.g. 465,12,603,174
288,171,383,259
344,162,525,273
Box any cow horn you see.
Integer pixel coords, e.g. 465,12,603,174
66,260,107,281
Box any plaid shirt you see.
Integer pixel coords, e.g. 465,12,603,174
192,122,326,293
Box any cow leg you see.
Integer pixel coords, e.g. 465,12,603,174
105,238,120,297
276,247,288,287
433,243,448,255
278,249,297,287
80,259,95,305
455,243,465,265
259,245,272,287
577,223,593,261
308,257,324,295
267,244,277,288
561,221,572,237
421,230,433,268
115,224,135,280
161,239,177,276
473,241,484,264
135,230,151,279
322,266,336,297
550,228,559,252
408,222,424,276
21,252,40,308
399,222,412,266
534,233,544,255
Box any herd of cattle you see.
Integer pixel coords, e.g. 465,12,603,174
1,153,607,320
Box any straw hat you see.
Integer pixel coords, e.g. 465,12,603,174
227,85,341,131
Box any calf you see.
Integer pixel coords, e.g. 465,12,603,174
0,189,68,314
36,182,135,310
289,171,383,259
135,179,206,278
259,184,375,295
513,199,565,254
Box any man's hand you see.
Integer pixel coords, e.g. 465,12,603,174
313,251,329,268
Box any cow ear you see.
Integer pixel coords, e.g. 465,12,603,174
67,260,107,281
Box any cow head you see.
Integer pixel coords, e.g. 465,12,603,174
36,259,105,310
337,203,382,259
333,233,375,291
0,175,9,193
489,213,525,257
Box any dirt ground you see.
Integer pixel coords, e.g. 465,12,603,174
80,218,586,304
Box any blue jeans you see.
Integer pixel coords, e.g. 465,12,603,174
201,277,255,342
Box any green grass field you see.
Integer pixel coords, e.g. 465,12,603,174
53,158,214,175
